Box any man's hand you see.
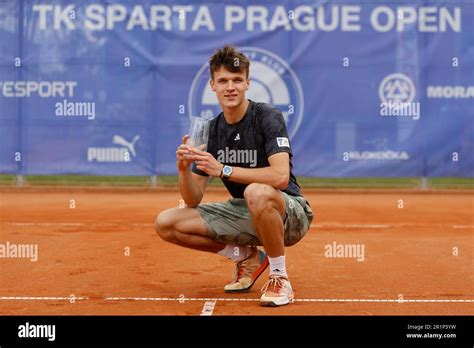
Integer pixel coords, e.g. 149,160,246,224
176,135,194,171
189,147,224,177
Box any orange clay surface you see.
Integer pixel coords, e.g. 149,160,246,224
0,186,472,315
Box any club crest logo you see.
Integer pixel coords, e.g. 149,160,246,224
379,73,416,104
188,47,304,139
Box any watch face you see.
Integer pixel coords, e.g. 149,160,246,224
223,166,232,176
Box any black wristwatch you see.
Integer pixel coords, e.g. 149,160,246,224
220,165,233,179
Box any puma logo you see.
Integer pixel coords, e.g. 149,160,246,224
112,134,140,157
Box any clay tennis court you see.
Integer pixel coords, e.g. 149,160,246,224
1,186,472,315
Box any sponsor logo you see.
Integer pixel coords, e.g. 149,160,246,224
0,81,77,98
379,73,420,120
55,99,95,120
234,133,240,141
379,73,415,104
217,147,257,167
345,151,410,161
276,137,290,148
87,135,140,163
427,85,474,99
188,47,304,139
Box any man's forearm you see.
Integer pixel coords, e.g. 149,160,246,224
228,166,289,190
178,169,203,207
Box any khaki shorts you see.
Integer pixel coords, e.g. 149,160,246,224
196,192,314,246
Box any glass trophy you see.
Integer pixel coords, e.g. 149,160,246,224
188,116,210,151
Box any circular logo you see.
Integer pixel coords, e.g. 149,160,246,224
379,73,416,104
188,47,304,139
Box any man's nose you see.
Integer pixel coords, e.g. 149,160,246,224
226,81,235,90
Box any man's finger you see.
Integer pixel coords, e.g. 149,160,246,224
192,155,209,161
182,134,190,145
177,147,190,156
182,154,195,160
188,147,207,156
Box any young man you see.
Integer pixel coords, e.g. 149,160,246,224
155,45,313,307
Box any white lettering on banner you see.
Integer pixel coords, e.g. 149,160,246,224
0,81,77,98
371,6,460,32
87,147,130,162
31,4,462,32
87,135,140,163
427,86,474,99
346,151,410,161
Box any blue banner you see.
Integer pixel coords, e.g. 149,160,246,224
0,0,473,177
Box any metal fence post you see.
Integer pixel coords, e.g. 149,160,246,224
149,176,158,187
16,174,24,186
420,177,428,190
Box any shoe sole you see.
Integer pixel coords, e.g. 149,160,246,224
260,297,294,307
224,254,269,293
260,301,289,307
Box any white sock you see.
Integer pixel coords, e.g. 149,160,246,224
268,255,288,278
217,245,254,262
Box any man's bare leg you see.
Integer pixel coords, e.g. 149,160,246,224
244,183,294,306
155,207,225,253
243,183,286,258
155,205,268,293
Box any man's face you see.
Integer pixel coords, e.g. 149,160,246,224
210,67,250,109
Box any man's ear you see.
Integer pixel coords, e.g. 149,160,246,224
246,78,250,90
210,79,216,92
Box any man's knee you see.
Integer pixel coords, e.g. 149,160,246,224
244,183,276,215
154,209,176,242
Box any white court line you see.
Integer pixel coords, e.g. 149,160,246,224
1,296,471,303
3,222,150,227
311,223,474,229
0,296,88,301
104,297,260,302
102,297,472,303
312,224,390,229
4,222,473,230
